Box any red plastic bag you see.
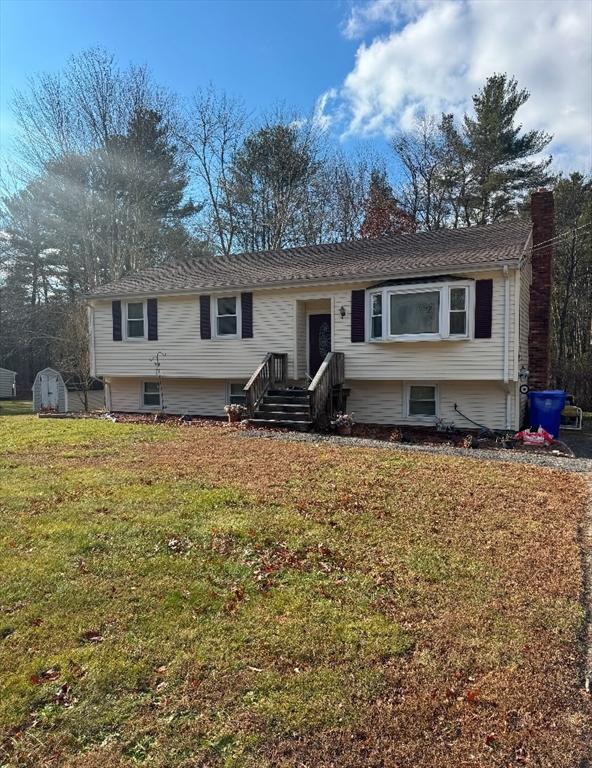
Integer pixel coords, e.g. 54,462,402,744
514,426,554,446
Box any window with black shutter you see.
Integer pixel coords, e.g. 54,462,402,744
241,292,253,338
147,298,158,341
474,279,493,339
200,295,212,339
112,300,122,341
351,290,366,343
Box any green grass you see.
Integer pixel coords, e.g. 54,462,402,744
0,415,588,767
0,399,32,416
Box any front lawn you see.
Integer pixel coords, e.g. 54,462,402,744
0,415,589,767
0,399,32,416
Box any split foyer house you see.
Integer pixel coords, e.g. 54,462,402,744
87,190,554,432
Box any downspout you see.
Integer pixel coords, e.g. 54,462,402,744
503,265,510,384
513,267,521,430
88,304,97,379
503,266,510,429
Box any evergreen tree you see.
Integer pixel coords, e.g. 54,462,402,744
228,121,321,251
360,170,416,238
442,74,552,224
550,172,592,403
101,107,198,276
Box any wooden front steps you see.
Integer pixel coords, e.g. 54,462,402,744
248,388,313,432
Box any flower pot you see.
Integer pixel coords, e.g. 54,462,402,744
227,412,240,424
337,425,352,437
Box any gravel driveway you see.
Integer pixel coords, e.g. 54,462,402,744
237,427,592,473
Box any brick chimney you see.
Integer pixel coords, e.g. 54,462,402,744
528,190,554,390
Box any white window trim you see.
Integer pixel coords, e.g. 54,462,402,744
213,294,241,339
125,299,148,341
367,281,473,342
404,382,439,422
448,285,470,338
140,379,162,409
226,380,248,403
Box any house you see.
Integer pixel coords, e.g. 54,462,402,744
86,191,554,432
0,367,17,399
32,367,105,413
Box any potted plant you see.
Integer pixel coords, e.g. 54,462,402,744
331,412,354,437
224,403,247,424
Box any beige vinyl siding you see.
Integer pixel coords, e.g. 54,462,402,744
347,380,511,431
92,269,518,383
0,367,16,398
107,377,226,416
295,302,307,379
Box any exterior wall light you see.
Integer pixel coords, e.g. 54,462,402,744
339,306,346,318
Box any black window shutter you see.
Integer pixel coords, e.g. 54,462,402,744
200,295,211,339
351,290,366,343
241,292,253,338
112,300,122,341
147,298,158,340
474,279,493,338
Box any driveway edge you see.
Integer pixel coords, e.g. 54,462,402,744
584,476,592,697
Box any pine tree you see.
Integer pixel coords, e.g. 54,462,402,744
228,121,321,251
102,107,198,276
360,170,416,238
442,74,552,224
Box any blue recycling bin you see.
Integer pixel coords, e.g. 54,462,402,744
528,390,566,438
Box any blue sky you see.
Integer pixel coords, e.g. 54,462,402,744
0,0,358,155
1,0,591,172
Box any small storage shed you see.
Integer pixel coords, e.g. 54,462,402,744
0,367,17,399
32,367,105,413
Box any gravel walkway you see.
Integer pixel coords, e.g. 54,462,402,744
236,428,592,474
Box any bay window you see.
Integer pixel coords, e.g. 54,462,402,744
370,293,383,339
368,281,471,341
390,290,440,336
449,286,468,336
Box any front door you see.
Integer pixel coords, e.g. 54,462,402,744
308,313,332,377
41,373,59,409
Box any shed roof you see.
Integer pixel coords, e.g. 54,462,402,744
34,367,104,390
89,219,531,298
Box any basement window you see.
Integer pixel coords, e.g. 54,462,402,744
143,381,161,408
407,384,438,419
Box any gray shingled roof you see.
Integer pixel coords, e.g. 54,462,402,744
90,219,531,298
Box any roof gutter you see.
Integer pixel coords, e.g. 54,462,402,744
86,257,523,302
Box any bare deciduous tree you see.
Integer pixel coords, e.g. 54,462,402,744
181,87,246,255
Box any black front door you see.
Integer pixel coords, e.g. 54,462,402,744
309,313,332,377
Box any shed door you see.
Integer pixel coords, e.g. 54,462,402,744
41,373,59,409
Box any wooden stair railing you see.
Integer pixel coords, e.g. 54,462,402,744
244,353,288,416
308,352,345,426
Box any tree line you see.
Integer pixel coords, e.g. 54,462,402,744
0,48,590,406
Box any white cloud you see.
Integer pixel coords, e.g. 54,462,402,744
331,0,592,172
342,0,426,39
312,88,338,132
